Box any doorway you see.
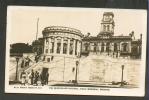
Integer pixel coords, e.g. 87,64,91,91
41,68,49,85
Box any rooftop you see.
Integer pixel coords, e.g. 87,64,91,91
42,26,83,37
103,12,114,17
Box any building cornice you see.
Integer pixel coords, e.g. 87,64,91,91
42,26,83,37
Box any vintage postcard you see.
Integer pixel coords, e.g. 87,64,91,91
5,6,147,96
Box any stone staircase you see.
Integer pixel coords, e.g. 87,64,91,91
9,53,140,86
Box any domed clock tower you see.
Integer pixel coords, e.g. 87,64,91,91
98,12,115,38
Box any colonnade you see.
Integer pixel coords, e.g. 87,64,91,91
88,42,132,53
44,36,81,57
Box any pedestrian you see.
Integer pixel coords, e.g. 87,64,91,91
40,73,44,86
26,72,31,85
30,69,34,85
25,56,31,67
34,71,39,86
45,72,49,85
20,70,26,85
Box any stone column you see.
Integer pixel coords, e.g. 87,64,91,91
120,42,122,52
129,42,131,53
67,39,70,55
117,43,120,51
111,43,114,52
98,43,101,52
73,39,76,55
44,38,47,54
77,41,80,56
54,37,57,54
138,46,140,54
108,43,111,52
48,38,51,54
60,37,64,54
104,43,106,52
117,43,119,51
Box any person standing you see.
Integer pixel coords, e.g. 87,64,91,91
26,72,31,85
30,69,34,85
25,56,31,67
40,73,44,86
45,72,49,85
34,71,39,86
20,70,26,85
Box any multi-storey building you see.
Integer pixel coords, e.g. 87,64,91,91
82,12,142,58
32,12,142,59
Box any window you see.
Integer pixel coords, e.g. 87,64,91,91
103,25,106,31
57,39,61,54
57,43,61,53
114,43,117,52
47,58,50,62
122,43,127,52
75,41,77,55
70,40,73,55
101,43,104,52
106,43,110,52
51,42,54,53
46,38,49,44
51,38,54,53
107,25,110,31
45,49,48,53
63,40,68,54
85,46,88,51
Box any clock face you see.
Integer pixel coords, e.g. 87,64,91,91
104,16,110,21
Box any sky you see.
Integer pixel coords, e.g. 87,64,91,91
7,6,147,44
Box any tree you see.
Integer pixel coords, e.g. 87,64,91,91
10,43,33,53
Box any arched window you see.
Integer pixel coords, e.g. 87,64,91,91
122,43,127,52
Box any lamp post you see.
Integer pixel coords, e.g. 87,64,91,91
15,57,20,81
75,60,79,85
121,65,124,86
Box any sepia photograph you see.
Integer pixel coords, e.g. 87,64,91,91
5,6,147,96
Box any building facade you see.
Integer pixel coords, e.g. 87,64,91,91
32,12,142,59
42,26,83,62
82,12,142,58
28,12,142,83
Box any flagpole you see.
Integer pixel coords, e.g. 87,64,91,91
36,18,39,40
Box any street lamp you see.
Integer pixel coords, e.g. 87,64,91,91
75,60,79,85
121,65,124,86
15,57,20,81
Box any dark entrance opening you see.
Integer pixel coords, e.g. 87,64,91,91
101,43,104,52
42,68,49,77
114,43,117,52
41,68,49,85
94,46,96,52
